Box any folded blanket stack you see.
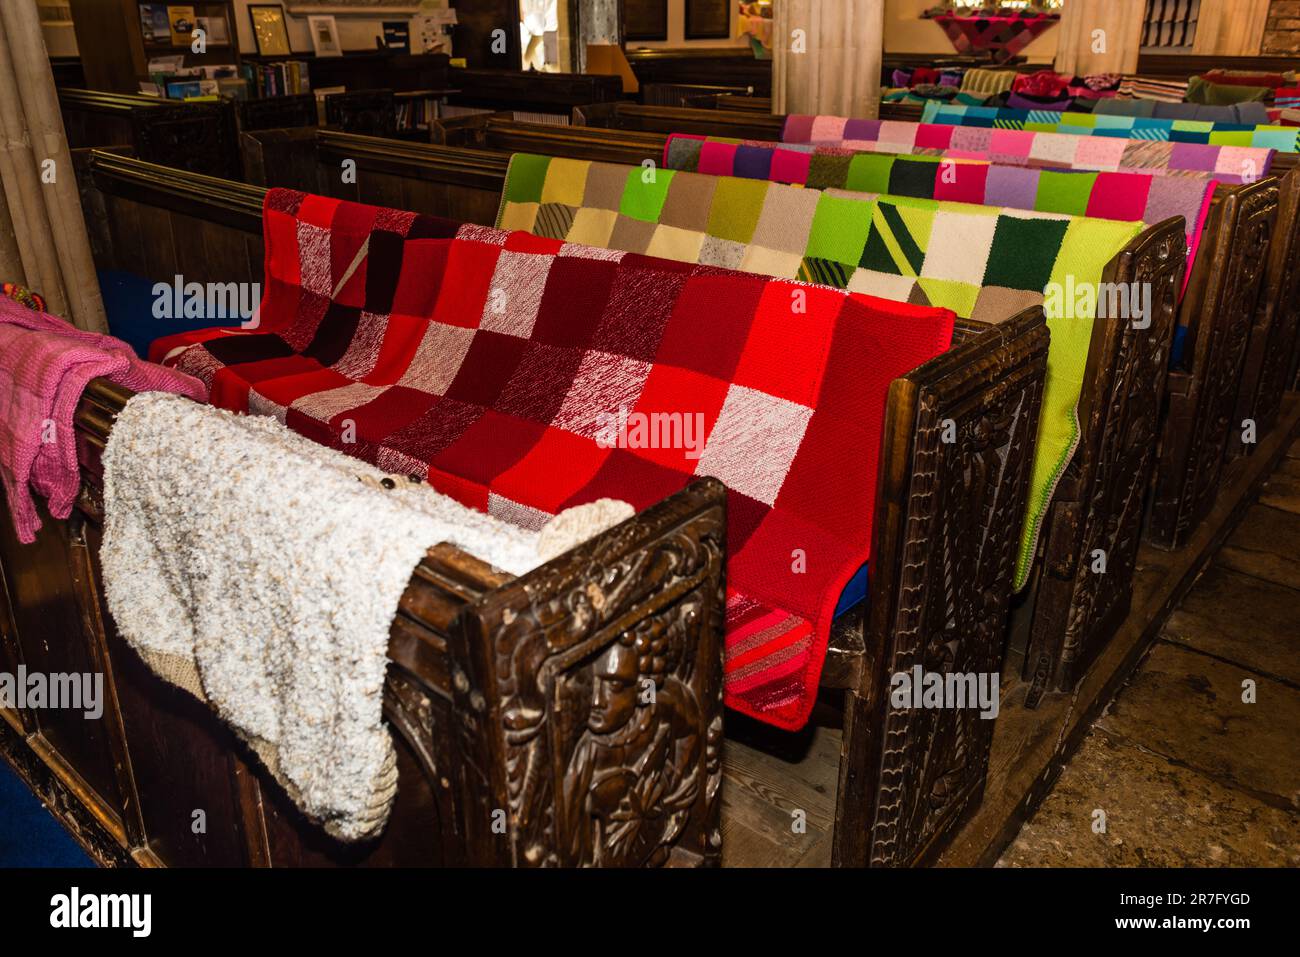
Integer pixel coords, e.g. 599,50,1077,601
778,116,1274,183
1093,99,1271,125
663,135,1215,296
151,188,957,732
920,101,1300,152
0,295,206,544
494,154,1143,588
1200,69,1297,89
1117,75,1189,103
959,67,1018,98
100,391,631,839
1011,70,1120,100
1184,76,1270,107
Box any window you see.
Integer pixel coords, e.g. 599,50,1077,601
1141,0,1201,51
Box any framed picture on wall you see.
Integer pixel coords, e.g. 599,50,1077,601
248,4,292,56
308,14,343,55
685,0,730,40
625,0,669,42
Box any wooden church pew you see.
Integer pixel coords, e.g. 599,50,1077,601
236,93,319,133
230,138,1193,831
2,377,727,867
35,151,1055,867
240,128,510,223
1230,157,1300,459
646,83,766,108
659,129,1290,578
446,67,622,122
237,126,1194,702
573,102,785,141
57,87,241,180
323,89,397,138
625,47,773,98
572,99,929,139
1144,177,1280,550
58,88,161,151
680,91,773,112
434,113,666,165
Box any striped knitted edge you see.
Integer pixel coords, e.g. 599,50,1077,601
493,153,519,228
1013,405,1081,592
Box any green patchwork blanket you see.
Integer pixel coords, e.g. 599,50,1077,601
498,153,1144,588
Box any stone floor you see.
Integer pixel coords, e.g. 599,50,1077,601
999,442,1300,867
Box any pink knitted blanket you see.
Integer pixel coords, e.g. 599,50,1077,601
0,297,207,543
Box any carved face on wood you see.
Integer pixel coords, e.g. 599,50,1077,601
588,640,640,734
490,519,724,867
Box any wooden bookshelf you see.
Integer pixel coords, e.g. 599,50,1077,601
132,2,240,66
69,0,240,94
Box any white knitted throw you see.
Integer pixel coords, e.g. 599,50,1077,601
100,393,632,841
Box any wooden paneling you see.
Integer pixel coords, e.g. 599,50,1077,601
447,67,622,112
242,52,451,95
0,506,124,826
625,46,771,95
450,0,524,69
67,0,147,93
573,101,784,140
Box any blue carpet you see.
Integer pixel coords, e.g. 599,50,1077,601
0,759,94,867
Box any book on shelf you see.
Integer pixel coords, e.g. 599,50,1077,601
216,77,249,100
239,60,313,98
147,54,186,73
395,97,429,131
139,4,171,41
195,15,230,46
166,5,196,46
165,78,204,99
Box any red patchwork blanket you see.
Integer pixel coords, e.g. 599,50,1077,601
152,189,955,730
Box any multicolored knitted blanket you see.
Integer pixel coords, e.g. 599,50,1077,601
883,88,989,107
779,116,1275,183
663,134,1216,295
496,154,1145,589
149,188,956,732
921,101,1300,151
959,67,1019,97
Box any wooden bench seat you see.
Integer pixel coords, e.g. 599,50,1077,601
12,153,1059,867
1231,157,1300,459
232,128,1201,704
58,87,241,180
2,374,726,867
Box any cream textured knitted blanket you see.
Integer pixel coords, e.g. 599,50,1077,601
100,393,631,840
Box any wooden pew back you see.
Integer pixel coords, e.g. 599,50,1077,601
74,151,1055,868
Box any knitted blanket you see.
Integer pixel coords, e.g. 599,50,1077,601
779,116,1275,183
1093,99,1271,125
959,67,1018,97
663,135,1216,295
921,101,1300,152
1117,76,1189,103
0,296,206,544
100,391,630,840
1185,76,1271,106
883,88,989,107
150,188,956,732
496,154,1143,588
